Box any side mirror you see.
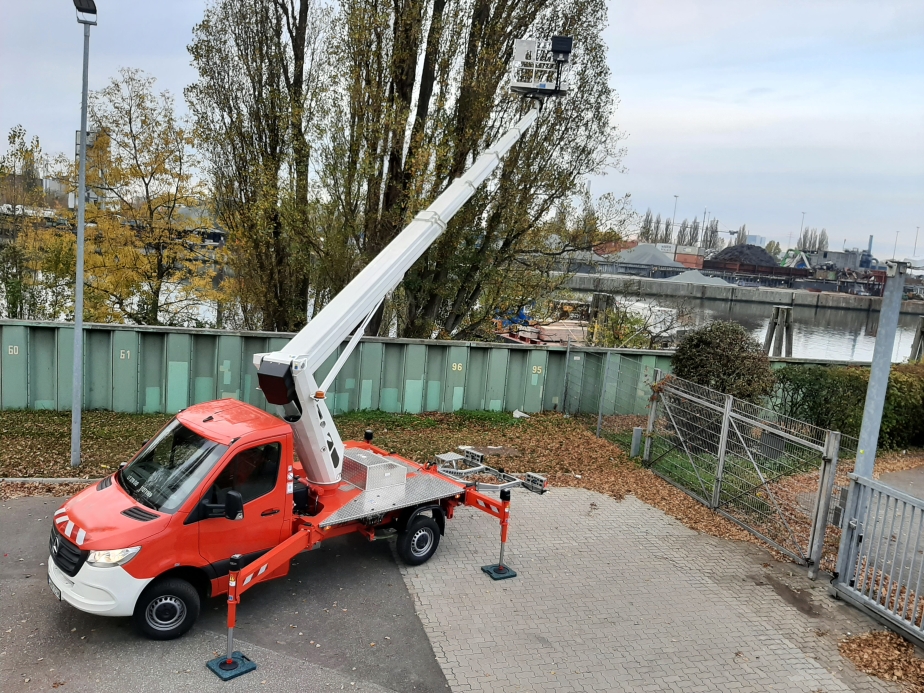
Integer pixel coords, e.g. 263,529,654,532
224,490,244,521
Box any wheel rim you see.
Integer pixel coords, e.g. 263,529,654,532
145,595,186,631
410,527,434,558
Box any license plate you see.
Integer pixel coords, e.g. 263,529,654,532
48,574,61,601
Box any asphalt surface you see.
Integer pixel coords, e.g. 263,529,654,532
0,497,448,692
879,466,924,501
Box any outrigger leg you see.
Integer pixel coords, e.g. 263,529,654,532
482,489,517,580
207,554,257,680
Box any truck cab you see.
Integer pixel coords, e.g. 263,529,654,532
48,399,298,640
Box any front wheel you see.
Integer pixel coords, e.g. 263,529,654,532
397,516,441,566
132,577,200,640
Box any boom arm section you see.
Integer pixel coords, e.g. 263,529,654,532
255,106,541,485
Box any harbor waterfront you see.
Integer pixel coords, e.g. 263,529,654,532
677,298,920,362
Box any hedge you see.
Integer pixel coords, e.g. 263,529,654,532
775,363,924,450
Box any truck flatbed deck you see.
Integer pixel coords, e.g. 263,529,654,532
318,448,465,528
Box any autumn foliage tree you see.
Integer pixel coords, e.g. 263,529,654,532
77,68,219,325
0,126,73,320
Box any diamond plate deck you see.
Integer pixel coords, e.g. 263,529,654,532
319,472,463,527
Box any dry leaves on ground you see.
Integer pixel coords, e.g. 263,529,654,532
840,631,924,692
875,450,924,478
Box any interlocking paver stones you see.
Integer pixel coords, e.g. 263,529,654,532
400,488,898,692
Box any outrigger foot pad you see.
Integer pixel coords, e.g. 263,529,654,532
207,652,257,680
482,563,517,580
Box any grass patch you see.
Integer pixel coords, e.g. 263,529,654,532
0,407,762,555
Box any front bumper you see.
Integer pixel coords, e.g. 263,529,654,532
47,554,152,617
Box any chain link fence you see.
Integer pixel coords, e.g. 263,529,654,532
643,373,850,570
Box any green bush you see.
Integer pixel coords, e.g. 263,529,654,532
774,363,924,449
672,321,776,402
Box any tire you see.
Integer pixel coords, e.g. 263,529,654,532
132,578,200,640
397,516,441,566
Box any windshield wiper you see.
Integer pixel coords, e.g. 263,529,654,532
132,494,157,510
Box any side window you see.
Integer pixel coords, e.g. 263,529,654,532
211,442,281,505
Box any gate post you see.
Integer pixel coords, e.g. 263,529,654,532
710,394,734,510
831,477,864,595
596,353,614,437
561,335,572,415
643,368,662,463
807,430,841,580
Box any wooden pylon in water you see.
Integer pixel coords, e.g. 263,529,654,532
763,305,793,358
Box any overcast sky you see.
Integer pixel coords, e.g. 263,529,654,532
2,1,922,258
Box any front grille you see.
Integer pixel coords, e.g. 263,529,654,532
49,525,88,578
121,506,158,522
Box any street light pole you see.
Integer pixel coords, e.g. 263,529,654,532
71,0,97,468
671,195,679,240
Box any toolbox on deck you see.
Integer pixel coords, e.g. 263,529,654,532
342,450,408,490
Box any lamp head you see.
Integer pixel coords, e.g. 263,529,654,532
74,0,97,25
550,36,573,63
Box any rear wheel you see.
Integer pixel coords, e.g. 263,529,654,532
132,577,200,640
397,516,441,566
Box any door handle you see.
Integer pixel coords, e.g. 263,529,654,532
261,509,280,516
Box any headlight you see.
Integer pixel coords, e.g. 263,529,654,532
87,546,141,568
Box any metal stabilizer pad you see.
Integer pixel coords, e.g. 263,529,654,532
207,652,257,680
482,564,518,580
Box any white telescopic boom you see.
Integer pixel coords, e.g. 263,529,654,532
254,105,540,486
255,32,574,486
284,105,538,374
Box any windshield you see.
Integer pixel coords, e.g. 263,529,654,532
120,420,227,513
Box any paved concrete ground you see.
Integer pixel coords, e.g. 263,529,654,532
879,465,924,501
0,488,904,692
0,496,445,692
401,487,899,693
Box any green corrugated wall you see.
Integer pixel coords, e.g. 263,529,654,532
0,319,746,416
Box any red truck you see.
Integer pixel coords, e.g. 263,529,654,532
47,40,568,678
48,399,539,642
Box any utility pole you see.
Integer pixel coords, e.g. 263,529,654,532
71,0,97,468
915,227,920,257
854,261,908,478
893,229,899,260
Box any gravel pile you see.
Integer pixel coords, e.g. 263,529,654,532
616,244,681,267
712,244,778,267
665,270,729,286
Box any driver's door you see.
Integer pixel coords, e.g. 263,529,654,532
198,440,287,576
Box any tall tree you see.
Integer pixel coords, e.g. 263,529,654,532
702,219,720,249
688,216,700,246
638,208,653,242
189,0,626,338
188,0,330,331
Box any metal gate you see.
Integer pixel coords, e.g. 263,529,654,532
644,371,842,569
832,475,924,648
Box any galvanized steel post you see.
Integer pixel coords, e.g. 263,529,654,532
854,261,907,478
596,352,613,438
710,394,734,509
643,368,662,463
807,430,841,580
70,19,93,468
561,334,572,415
